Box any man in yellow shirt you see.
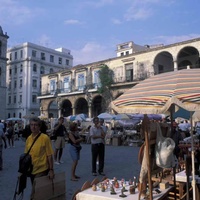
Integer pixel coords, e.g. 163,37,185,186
25,117,54,184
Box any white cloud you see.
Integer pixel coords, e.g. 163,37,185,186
64,19,83,25
153,34,200,45
80,0,114,8
123,0,173,21
0,0,44,25
72,42,115,65
124,7,152,21
111,18,122,25
36,34,53,48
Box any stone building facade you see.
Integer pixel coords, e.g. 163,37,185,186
38,38,200,119
0,26,9,120
6,43,73,119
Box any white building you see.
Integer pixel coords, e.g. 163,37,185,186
6,42,73,119
0,26,9,120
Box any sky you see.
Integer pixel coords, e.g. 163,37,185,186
0,0,200,66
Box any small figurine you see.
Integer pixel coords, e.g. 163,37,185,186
110,184,117,195
129,185,135,194
115,181,119,188
133,176,137,188
101,184,105,192
122,185,128,192
92,184,97,191
119,188,127,198
129,179,133,185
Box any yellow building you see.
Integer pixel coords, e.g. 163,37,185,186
38,38,200,118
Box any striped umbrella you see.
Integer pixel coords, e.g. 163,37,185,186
111,68,200,114
111,68,200,200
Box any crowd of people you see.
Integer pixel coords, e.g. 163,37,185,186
0,116,109,198
1,115,200,198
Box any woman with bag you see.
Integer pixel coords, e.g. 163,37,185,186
68,122,84,181
25,117,54,184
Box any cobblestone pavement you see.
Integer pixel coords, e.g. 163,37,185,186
0,139,141,200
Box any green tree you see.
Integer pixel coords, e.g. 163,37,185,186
97,64,114,112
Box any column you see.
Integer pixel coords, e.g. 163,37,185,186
88,105,92,118
173,59,178,71
72,107,75,115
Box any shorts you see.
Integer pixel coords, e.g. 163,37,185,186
54,136,65,149
69,145,80,161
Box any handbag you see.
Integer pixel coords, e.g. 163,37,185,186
32,172,66,200
18,133,41,175
73,144,82,151
155,123,176,169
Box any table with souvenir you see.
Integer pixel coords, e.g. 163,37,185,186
76,177,173,200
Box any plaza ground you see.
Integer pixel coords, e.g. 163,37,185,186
0,139,141,200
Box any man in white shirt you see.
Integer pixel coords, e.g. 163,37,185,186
90,117,106,176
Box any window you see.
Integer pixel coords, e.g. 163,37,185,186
32,50,37,57
19,112,22,118
50,79,56,94
20,64,23,73
126,51,129,55
8,81,11,90
14,80,17,88
63,76,70,92
14,95,16,103
40,66,45,74
9,53,12,61
8,96,11,104
19,95,22,103
20,50,23,58
32,79,37,88
93,70,100,88
9,68,12,76
32,95,37,103
77,73,85,91
50,68,54,73
33,64,37,72
14,65,17,74
59,57,62,64
121,52,124,56
15,52,17,60
20,79,22,88
125,63,133,82
41,52,45,60
50,55,54,63
66,59,69,65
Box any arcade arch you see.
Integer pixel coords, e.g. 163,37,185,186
74,98,88,115
177,46,200,70
61,99,72,117
153,51,174,74
48,100,58,118
92,95,106,117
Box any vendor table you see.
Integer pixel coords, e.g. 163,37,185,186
76,179,173,200
176,170,200,198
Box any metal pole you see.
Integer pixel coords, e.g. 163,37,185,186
190,111,196,199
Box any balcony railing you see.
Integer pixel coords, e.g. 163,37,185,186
38,73,151,97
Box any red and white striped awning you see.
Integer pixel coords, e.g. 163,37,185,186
111,68,200,114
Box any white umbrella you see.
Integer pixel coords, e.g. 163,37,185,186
6,117,22,121
114,113,130,120
98,112,115,120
